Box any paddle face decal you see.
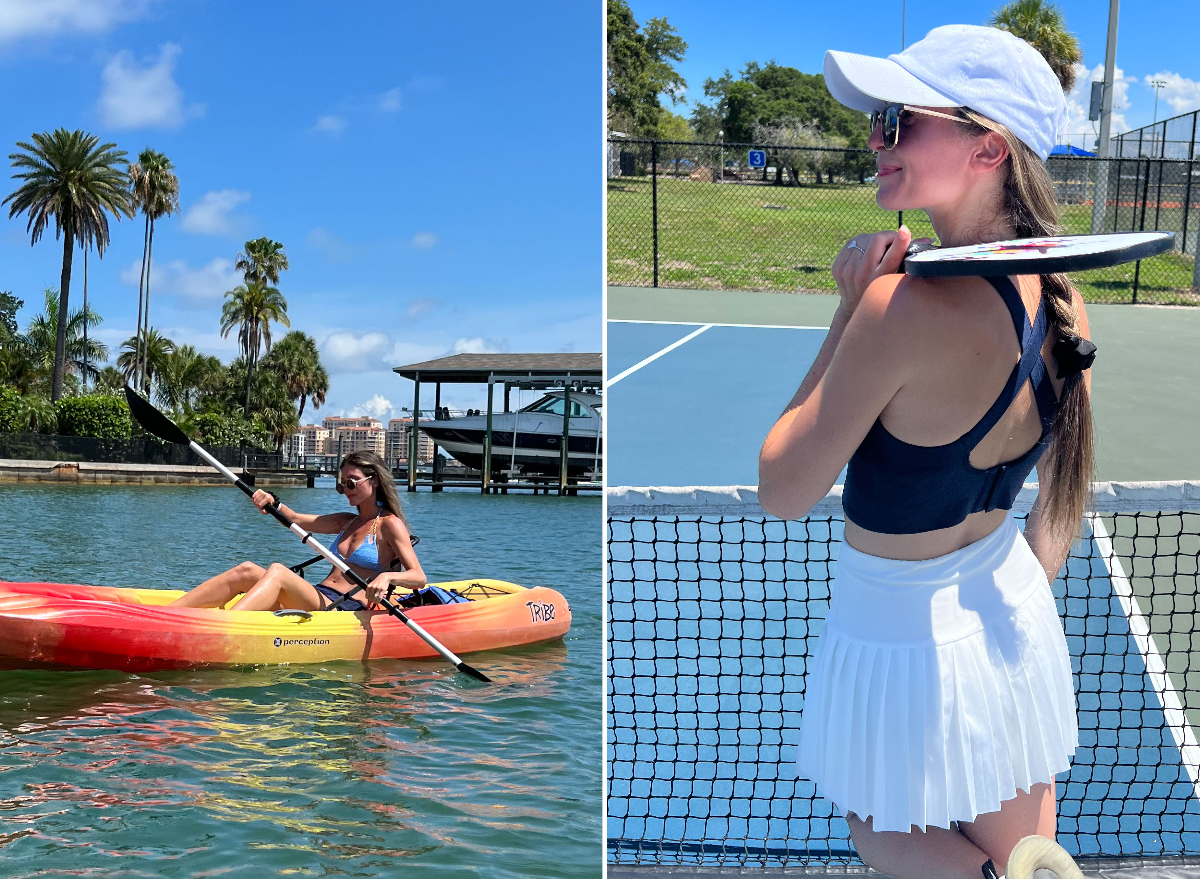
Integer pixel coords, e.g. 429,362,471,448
526,601,556,623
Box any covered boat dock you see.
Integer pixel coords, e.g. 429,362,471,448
392,353,602,494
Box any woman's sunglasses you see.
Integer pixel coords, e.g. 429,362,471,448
870,104,970,150
335,475,373,494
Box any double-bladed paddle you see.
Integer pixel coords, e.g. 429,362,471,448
124,386,491,683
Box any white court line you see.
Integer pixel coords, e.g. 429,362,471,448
606,324,713,387
1091,514,1200,800
608,318,829,331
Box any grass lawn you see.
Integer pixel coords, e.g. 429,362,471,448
608,177,1199,305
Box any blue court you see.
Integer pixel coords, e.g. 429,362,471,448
607,320,826,487
606,311,1200,867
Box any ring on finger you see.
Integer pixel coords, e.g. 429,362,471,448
846,241,866,256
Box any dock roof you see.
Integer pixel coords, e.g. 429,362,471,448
392,353,601,384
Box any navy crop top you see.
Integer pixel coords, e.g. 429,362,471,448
841,276,1059,535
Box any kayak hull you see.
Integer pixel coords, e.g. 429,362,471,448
0,580,571,671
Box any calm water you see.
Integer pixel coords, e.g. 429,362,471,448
0,482,602,878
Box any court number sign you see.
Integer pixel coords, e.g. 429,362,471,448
748,150,766,168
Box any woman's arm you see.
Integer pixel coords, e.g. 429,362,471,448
758,228,916,520
365,517,427,604
248,489,352,534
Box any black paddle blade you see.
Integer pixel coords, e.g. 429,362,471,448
124,386,190,445
457,662,492,683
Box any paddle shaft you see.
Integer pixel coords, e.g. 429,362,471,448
187,440,489,680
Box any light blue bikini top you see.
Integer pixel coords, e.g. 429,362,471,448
330,512,385,573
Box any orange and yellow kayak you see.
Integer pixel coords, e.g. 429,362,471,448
0,579,570,671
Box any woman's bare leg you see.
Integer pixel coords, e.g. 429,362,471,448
170,562,266,607
229,563,325,612
847,815,992,879
847,783,1055,879
958,782,1056,874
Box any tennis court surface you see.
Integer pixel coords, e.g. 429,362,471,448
606,288,1200,877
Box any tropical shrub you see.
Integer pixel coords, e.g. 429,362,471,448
0,387,58,433
192,411,273,451
54,395,132,439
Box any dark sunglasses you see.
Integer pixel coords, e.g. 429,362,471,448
869,103,969,150
335,475,373,494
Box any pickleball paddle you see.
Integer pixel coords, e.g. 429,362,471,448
902,231,1175,277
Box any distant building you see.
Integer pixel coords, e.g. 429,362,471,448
299,425,331,455
387,417,435,465
318,416,385,459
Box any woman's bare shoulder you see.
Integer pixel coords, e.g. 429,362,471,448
378,513,412,542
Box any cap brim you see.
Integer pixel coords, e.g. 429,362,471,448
823,50,959,112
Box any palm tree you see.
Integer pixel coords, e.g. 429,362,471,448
25,287,108,383
155,344,223,414
219,281,290,414
117,327,174,391
235,237,289,287
3,129,132,401
990,0,1082,91
128,149,180,394
262,331,328,420
93,366,126,395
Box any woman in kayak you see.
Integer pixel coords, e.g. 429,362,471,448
171,450,425,611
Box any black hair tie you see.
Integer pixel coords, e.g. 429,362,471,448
1052,334,1097,379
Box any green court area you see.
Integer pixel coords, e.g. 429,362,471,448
608,285,1200,482
608,178,1199,304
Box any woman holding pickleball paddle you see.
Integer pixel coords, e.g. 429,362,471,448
758,24,1097,879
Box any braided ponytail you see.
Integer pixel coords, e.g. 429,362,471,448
962,109,1095,542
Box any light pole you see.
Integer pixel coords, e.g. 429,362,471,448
718,130,724,184
1150,79,1167,158
1151,79,1167,124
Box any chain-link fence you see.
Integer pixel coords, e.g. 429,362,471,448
608,138,1200,305
1113,109,1200,161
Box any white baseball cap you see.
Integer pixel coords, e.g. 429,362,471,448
823,24,1068,161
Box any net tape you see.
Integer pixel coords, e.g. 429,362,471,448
607,481,1200,867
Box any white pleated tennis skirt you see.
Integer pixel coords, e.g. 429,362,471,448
796,515,1078,833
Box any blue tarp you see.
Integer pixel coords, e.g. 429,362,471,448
1051,144,1098,156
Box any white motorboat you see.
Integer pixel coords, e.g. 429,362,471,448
419,390,602,477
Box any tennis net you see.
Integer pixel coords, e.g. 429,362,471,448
607,481,1200,869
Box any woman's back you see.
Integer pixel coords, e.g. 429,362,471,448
842,272,1076,560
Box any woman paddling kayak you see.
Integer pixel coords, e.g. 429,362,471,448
171,450,425,612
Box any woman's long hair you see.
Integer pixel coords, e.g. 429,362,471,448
340,450,406,524
961,109,1095,542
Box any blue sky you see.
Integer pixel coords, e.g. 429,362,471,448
629,0,1200,150
0,0,602,419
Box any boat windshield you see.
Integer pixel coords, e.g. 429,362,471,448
521,395,592,418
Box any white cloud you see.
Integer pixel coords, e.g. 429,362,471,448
181,189,250,235
350,394,394,418
98,42,201,130
0,0,150,43
453,337,504,355
411,232,437,250
379,87,401,112
405,297,439,320
320,331,441,374
1144,72,1200,117
120,256,239,309
313,115,347,135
